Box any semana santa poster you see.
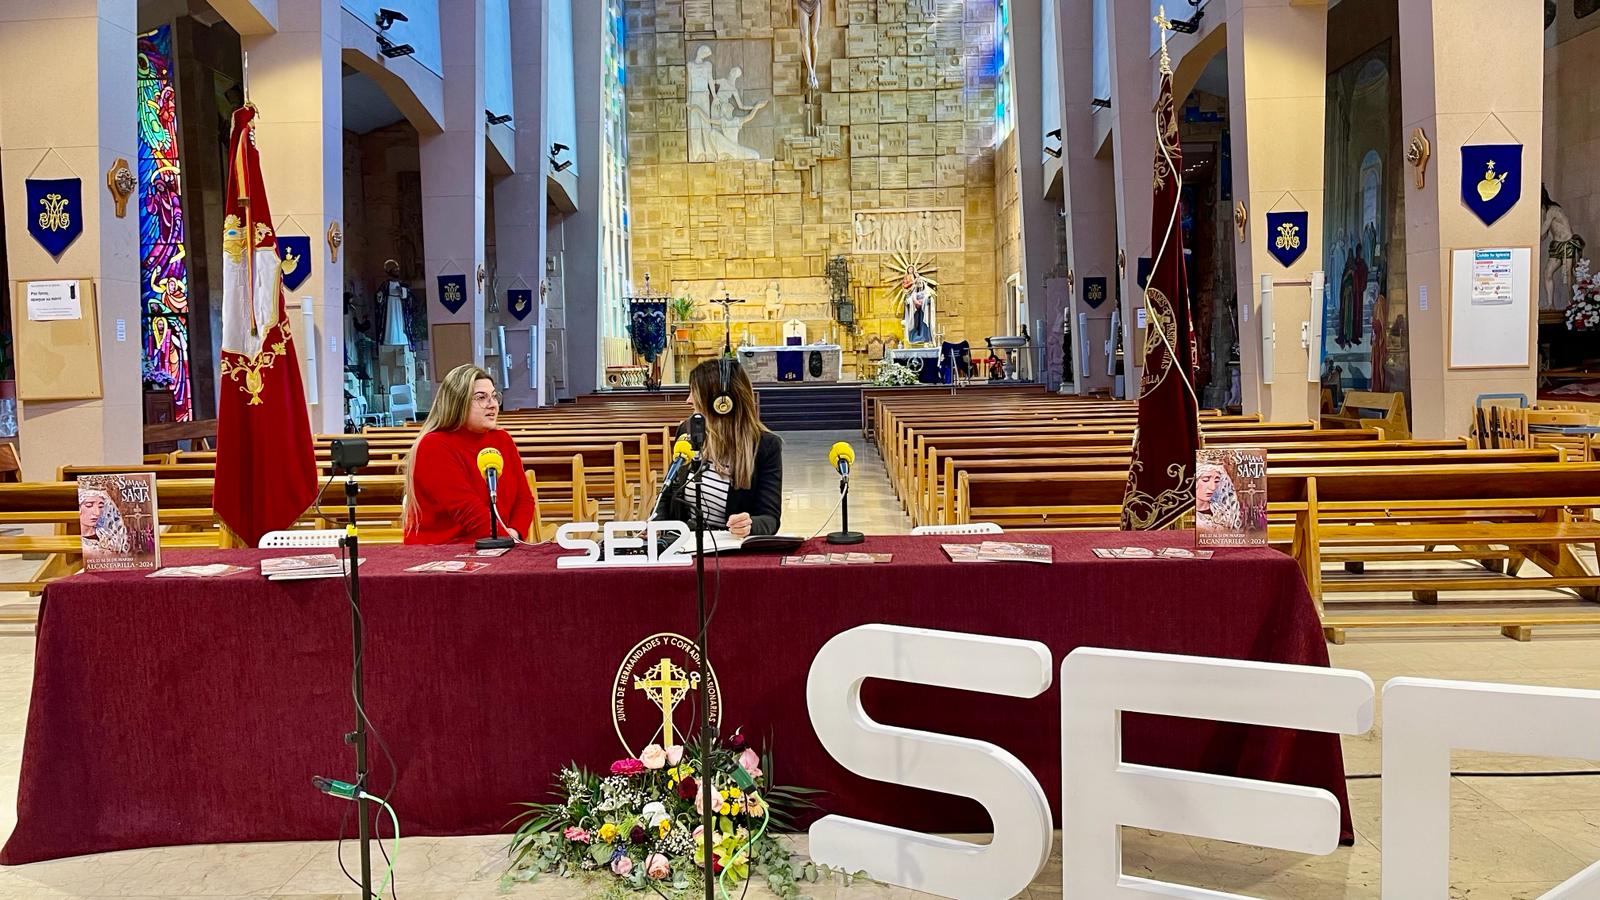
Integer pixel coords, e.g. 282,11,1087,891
1196,448,1267,547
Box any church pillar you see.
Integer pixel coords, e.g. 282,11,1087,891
1055,0,1118,396
491,0,551,409
562,0,606,399
420,0,488,379
0,2,142,478
1011,0,1060,367
1103,0,1156,397
1399,0,1543,438
242,0,346,435
1225,0,1326,423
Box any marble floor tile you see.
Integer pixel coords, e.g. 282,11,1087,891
1460,775,1600,813
104,842,323,897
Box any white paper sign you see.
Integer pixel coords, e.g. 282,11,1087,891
1470,249,1515,306
26,280,81,322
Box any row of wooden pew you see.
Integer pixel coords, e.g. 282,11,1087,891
866,390,1600,642
0,400,696,614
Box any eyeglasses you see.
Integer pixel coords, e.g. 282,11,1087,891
472,391,503,407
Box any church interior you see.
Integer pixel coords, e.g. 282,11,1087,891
2,0,1600,898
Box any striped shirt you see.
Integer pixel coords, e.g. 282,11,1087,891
682,465,732,529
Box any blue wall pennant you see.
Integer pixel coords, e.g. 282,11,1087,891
1461,144,1522,226
1265,210,1310,267
437,274,469,314
276,235,313,291
507,288,534,321
1082,276,1109,310
25,177,83,259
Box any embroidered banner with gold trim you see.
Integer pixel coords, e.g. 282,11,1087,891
1121,69,1202,531
214,105,318,547
25,178,83,259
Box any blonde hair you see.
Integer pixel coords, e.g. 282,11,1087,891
403,364,497,528
688,359,767,490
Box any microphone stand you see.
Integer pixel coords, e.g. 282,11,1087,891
341,470,375,900
826,468,864,545
477,473,514,551
677,460,717,900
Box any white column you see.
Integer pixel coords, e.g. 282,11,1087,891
421,0,489,378
1103,0,1156,397
0,1,141,477
1056,0,1119,396
1399,0,1543,438
1226,0,1327,423
490,0,551,409
243,0,346,434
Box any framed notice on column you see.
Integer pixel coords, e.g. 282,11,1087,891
1448,247,1532,369
11,279,104,400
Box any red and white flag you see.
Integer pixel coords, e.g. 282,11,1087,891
214,105,317,546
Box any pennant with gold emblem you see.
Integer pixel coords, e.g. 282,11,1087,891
438,274,468,314
1265,211,1309,267
508,288,534,321
1461,144,1521,226
26,178,83,259
276,235,312,291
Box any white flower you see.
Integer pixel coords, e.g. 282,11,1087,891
641,801,670,828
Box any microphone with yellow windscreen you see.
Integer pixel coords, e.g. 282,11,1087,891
828,441,855,478
825,441,864,545
476,447,505,497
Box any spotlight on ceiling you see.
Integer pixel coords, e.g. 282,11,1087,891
375,8,408,31
1169,9,1202,33
551,159,573,173
551,142,571,156
1090,98,1111,110
486,110,513,125
377,35,415,58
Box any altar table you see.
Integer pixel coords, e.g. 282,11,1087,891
1,533,1350,864
735,343,843,383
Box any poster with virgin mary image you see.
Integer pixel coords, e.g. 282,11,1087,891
1196,448,1267,547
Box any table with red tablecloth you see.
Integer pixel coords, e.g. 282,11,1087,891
1,533,1351,864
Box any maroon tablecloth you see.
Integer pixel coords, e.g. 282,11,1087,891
2,533,1351,864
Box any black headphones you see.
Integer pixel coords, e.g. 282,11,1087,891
712,356,735,416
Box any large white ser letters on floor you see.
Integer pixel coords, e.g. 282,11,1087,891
806,625,1055,900
805,626,1600,900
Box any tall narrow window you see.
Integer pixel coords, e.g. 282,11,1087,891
137,25,194,421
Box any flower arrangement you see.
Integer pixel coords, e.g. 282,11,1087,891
506,731,820,898
872,361,920,386
142,359,177,391
1567,259,1600,332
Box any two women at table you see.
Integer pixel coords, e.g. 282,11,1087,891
403,360,783,545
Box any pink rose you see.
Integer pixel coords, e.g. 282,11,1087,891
564,826,591,843
612,854,633,876
665,744,685,766
738,748,763,779
695,787,724,816
640,744,667,770
610,758,646,776
646,853,671,879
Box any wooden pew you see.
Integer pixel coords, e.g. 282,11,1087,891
1321,390,1410,439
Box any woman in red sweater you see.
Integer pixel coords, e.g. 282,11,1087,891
403,365,537,544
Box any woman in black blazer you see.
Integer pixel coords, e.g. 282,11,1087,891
669,359,784,537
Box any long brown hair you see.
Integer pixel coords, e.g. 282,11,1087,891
688,359,766,490
403,364,496,527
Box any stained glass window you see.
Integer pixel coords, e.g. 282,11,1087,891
137,25,194,421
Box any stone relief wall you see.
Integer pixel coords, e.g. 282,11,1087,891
624,0,1010,370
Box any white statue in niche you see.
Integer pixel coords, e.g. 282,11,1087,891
904,276,936,345
687,49,770,162
797,0,823,90
763,281,783,319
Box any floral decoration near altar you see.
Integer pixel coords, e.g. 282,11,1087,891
505,731,830,898
1566,259,1600,331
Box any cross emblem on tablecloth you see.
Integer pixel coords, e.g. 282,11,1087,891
632,657,699,747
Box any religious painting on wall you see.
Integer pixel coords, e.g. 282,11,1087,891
137,24,195,422
1321,41,1410,413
